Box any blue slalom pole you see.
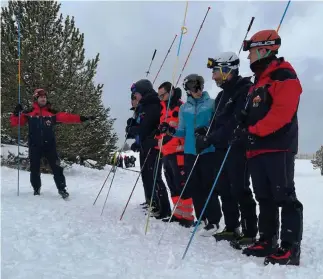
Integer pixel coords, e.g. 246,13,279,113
182,145,232,259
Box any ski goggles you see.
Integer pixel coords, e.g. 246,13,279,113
130,83,136,94
242,38,281,51
207,58,239,70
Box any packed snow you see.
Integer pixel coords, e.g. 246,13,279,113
1,146,323,279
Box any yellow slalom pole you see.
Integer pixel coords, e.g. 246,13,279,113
144,1,189,235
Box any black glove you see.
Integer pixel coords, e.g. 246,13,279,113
13,104,23,116
80,115,96,122
131,142,140,152
158,122,176,135
194,126,208,137
195,134,211,154
127,117,136,126
230,126,253,145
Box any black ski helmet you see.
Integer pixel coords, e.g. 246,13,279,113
131,79,155,96
183,74,204,94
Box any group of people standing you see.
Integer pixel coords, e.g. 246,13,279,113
125,29,303,266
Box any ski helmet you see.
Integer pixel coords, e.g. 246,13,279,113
243,30,281,53
183,74,204,94
130,79,154,96
207,52,239,86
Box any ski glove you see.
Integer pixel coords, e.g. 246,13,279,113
13,104,24,116
230,127,256,145
194,126,208,137
127,117,136,127
195,134,212,154
158,122,176,136
80,116,96,122
131,142,140,152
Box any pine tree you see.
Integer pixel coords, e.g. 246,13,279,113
1,1,118,168
311,145,323,176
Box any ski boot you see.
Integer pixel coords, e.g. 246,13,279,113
33,188,41,196
264,242,301,266
242,236,278,258
58,189,69,199
214,227,242,242
230,234,256,250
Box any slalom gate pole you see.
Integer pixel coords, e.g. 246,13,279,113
238,16,255,55
276,0,291,32
175,6,211,87
93,112,135,206
152,34,177,85
144,1,189,235
182,3,292,259
119,148,151,221
17,16,21,196
146,49,157,77
158,16,256,245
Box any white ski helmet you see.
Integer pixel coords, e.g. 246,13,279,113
207,51,240,71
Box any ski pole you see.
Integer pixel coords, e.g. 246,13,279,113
238,16,255,55
146,49,157,77
175,6,211,87
144,1,189,235
152,34,177,85
17,15,21,196
119,148,151,221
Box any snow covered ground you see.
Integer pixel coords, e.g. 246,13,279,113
1,154,323,279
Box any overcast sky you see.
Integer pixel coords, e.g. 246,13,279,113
16,1,323,153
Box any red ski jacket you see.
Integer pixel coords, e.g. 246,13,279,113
156,100,184,156
245,57,302,158
10,102,81,148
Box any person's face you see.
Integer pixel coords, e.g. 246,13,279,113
134,92,142,102
131,98,138,108
37,95,47,107
212,68,233,87
190,90,202,99
157,87,170,101
248,48,267,64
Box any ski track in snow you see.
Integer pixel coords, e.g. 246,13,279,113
1,156,323,279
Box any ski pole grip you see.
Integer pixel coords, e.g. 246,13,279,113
247,17,255,31
152,49,157,60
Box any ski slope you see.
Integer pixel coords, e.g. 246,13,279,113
1,153,323,279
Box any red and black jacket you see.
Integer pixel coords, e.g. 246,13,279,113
156,100,185,156
245,57,302,158
10,102,81,148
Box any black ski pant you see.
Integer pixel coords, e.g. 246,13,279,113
29,146,66,191
140,148,171,215
249,151,303,245
184,152,222,225
162,152,185,197
214,149,258,237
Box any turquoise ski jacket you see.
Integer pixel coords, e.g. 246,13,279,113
174,91,215,155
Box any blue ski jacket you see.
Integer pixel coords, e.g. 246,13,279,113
174,91,215,155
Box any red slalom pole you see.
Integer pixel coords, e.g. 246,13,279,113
175,6,211,87
152,34,177,85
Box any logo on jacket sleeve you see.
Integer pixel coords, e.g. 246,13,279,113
45,119,52,126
